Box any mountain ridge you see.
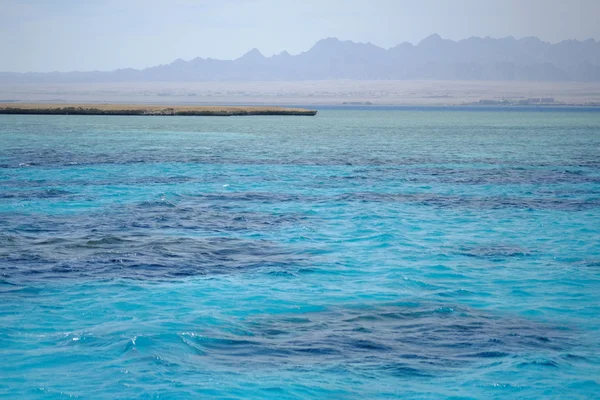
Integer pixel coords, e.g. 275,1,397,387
2,34,600,82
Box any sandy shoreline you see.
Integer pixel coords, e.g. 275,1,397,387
2,81,600,107
0,103,318,116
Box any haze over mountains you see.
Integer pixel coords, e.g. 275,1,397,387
3,34,600,82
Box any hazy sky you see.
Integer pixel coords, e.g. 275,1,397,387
2,0,599,72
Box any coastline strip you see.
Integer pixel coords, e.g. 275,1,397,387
0,103,318,116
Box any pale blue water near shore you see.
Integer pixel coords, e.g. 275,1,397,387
1,108,599,399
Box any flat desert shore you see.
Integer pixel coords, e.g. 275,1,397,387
0,103,318,116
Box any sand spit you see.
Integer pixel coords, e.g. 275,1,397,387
0,103,318,116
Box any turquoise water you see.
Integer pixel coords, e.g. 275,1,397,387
1,109,599,399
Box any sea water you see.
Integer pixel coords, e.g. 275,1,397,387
0,108,599,399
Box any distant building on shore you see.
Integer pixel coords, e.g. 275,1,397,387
477,97,556,106
518,98,556,105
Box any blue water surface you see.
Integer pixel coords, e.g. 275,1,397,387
1,109,599,399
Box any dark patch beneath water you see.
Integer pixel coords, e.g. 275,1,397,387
3,144,600,170
455,245,534,259
0,234,306,280
0,198,313,280
1,186,596,210
0,188,82,200
339,192,600,211
333,166,600,186
127,302,574,377
180,190,599,212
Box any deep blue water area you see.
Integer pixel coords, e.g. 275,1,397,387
1,109,599,398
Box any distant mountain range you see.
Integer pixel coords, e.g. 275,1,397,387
3,34,600,82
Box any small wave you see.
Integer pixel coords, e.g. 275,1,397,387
138,200,177,208
84,236,134,246
457,244,533,259
463,351,510,358
517,359,560,368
